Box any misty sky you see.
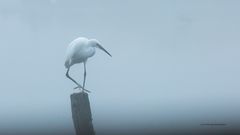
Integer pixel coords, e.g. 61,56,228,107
0,0,240,134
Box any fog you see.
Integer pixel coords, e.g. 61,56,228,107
0,0,240,134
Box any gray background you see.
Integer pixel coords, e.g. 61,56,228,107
0,0,240,134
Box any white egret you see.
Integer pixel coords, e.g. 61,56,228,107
65,37,112,92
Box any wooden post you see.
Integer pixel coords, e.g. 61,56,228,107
70,92,95,135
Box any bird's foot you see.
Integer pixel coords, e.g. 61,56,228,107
73,86,91,93
83,89,91,93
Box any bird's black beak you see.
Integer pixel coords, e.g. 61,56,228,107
97,44,112,57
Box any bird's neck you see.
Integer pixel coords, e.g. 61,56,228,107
85,47,95,57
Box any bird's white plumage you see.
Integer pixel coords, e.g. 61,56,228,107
65,37,96,68
64,37,111,92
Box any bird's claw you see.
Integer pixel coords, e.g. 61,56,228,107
73,86,91,93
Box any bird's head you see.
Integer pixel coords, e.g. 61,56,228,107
89,39,112,57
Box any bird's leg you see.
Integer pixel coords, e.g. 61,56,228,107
82,62,87,92
66,68,83,91
67,66,90,93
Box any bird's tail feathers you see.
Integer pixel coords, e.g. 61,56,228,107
64,59,71,68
